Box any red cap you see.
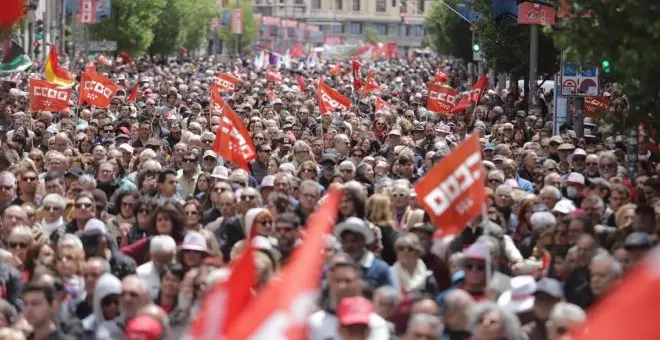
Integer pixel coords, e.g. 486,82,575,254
125,315,164,340
337,296,372,326
119,126,130,135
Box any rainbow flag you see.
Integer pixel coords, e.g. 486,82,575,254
44,45,75,87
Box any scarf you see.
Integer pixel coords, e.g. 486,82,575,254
40,217,64,237
392,259,430,294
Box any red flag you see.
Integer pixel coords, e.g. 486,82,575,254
78,72,119,108
266,71,283,83
452,76,488,113
117,51,133,65
29,79,72,112
434,69,449,84
584,96,610,118
330,64,342,76
375,97,391,113
223,189,343,339
127,83,138,103
296,75,306,92
211,91,256,171
427,83,458,114
352,60,362,90
186,238,255,339
361,70,381,94
318,81,351,114
574,248,660,340
415,135,485,236
215,73,241,92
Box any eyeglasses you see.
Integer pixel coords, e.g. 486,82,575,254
465,263,485,272
75,202,93,209
9,241,28,249
44,205,62,213
254,136,264,141
255,219,273,226
203,140,213,144
302,168,315,173
599,163,615,169
183,158,196,163
138,208,152,214
22,176,37,182
241,195,256,201
103,129,114,133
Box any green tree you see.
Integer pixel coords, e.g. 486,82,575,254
180,0,219,51
553,1,660,131
218,1,258,54
363,24,382,44
425,0,473,61
148,0,185,56
90,0,166,55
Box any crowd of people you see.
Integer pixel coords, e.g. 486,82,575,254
0,52,653,340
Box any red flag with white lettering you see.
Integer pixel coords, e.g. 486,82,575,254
574,247,660,340
78,72,119,108
185,237,255,339
266,71,283,83
415,135,485,236
452,76,488,113
215,73,241,92
427,83,458,114
222,189,343,339
29,79,71,112
211,91,256,171
361,70,381,94
584,96,610,118
352,60,362,91
127,83,138,103
434,69,449,84
375,96,391,113
318,81,351,114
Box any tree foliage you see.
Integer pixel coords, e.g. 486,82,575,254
148,0,185,56
218,1,258,54
180,0,219,51
425,0,473,61
553,1,660,131
363,24,382,44
90,0,166,55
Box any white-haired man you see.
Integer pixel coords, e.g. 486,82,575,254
136,235,177,299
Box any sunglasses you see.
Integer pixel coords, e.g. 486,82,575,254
183,159,196,163
22,176,37,182
44,205,62,212
302,168,315,173
0,185,14,191
9,240,28,249
138,208,152,214
75,202,93,209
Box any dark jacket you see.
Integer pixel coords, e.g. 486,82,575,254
213,216,245,262
106,235,137,279
56,303,84,340
0,262,23,313
202,207,221,225
376,223,398,266
564,266,594,310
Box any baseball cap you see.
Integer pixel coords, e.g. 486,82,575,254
337,297,373,326
534,278,564,299
552,200,576,215
65,167,84,178
260,175,275,188
567,172,585,185
320,153,337,165
484,143,496,151
464,243,490,260
125,315,164,340
203,150,218,159
334,217,375,245
389,129,402,136
624,232,653,249
118,143,134,155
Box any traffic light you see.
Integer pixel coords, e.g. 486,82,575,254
472,43,480,53
601,59,612,74
35,19,44,41
33,41,40,57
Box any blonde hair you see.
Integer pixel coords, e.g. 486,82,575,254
366,194,394,226
614,203,637,228
0,327,26,340
405,209,426,230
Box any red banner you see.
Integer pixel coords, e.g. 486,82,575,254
352,60,362,91
223,189,343,339
518,2,556,25
29,79,71,112
78,0,96,24
296,75,306,92
318,82,351,114
266,71,282,83
584,96,610,118
375,97,391,113
78,72,118,108
215,73,241,92
386,41,398,59
434,70,449,84
211,91,256,171
415,135,485,236
427,83,458,114
452,76,488,113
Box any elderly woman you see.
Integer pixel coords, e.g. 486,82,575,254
468,301,525,340
36,193,67,241
389,233,438,297
546,302,586,340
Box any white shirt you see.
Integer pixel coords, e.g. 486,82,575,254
307,309,390,340
136,261,161,300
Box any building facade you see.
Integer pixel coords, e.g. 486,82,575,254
253,0,428,50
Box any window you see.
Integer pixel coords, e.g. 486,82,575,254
352,0,360,11
376,0,386,12
417,0,425,13
398,23,406,36
400,1,407,13
415,25,426,36
335,0,342,10
294,0,304,4
349,22,363,34
312,0,321,9
331,23,344,33
372,23,388,36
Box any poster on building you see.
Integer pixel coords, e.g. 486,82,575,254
231,8,243,35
